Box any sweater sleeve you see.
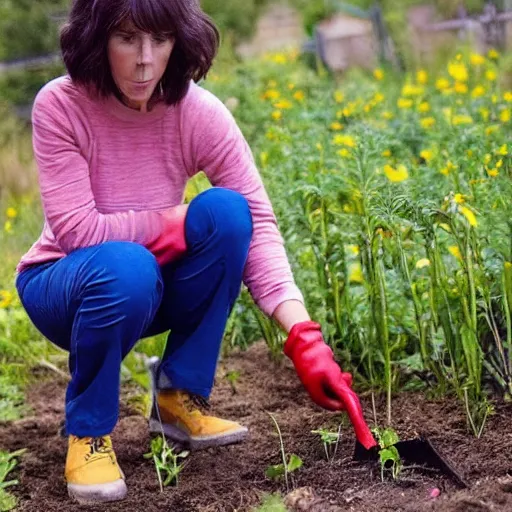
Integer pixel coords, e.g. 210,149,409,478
182,87,304,316
31,86,163,253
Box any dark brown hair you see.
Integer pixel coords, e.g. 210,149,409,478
60,0,220,105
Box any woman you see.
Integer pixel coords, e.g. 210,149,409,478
15,0,356,505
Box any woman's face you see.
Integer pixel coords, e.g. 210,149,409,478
107,20,175,112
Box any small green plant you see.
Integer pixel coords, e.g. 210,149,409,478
0,448,26,512
372,427,402,481
252,493,287,512
311,424,342,462
225,370,241,394
143,435,189,492
265,413,303,492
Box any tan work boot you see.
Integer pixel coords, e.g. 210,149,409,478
147,357,248,450
65,435,127,504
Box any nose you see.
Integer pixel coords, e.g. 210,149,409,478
138,35,154,66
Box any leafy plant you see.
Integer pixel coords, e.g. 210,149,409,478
266,413,303,492
0,448,26,512
225,370,241,394
372,427,401,481
311,425,342,462
143,436,189,491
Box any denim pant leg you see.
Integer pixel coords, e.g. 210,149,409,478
145,187,253,398
16,242,163,437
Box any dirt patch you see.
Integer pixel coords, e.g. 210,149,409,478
2,342,512,511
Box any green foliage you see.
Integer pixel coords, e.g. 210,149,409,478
311,425,342,462
143,436,189,490
0,448,26,512
372,427,401,480
252,493,287,512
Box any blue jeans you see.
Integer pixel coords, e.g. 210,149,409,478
15,188,253,437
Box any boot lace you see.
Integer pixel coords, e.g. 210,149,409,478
84,436,113,461
183,392,211,412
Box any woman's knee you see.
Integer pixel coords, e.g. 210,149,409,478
81,242,163,307
186,188,253,247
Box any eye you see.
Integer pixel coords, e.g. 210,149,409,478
120,33,135,43
152,34,170,44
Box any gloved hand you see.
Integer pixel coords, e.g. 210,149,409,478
147,204,188,266
284,320,377,449
284,320,353,410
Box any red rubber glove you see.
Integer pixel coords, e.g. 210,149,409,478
146,204,188,266
284,320,377,450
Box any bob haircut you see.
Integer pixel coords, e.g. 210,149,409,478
60,0,220,105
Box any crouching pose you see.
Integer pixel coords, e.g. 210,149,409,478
16,0,356,504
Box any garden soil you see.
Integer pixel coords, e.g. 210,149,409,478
2,341,512,512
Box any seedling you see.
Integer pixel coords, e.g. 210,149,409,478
265,413,303,492
372,427,402,481
143,435,189,492
225,370,241,394
0,448,26,511
311,424,342,462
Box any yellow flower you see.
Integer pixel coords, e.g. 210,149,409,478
293,90,305,102
6,207,17,219
262,89,280,100
421,117,435,129
348,263,364,284
488,48,500,60
271,53,287,64
448,61,468,82
498,144,508,155
373,68,384,81
384,164,409,183
459,206,478,227
382,111,394,120
449,245,463,260
402,83,424,97
0,290,13,308
471,85,486,98
470,53,485,66
487,167,499,177
418,102,430,113
4,221,12,233
454,82,468,94
454,193,465,204
271,110,282,120
337,148,351,158
440,161,457,175
330,121,344,131
486,69,497,82
334,90,344,103
416,69,428,84
452,114,473,126
346,244,360,255
438,223,451,233
373,92,385,104
500,109,511,123
504,91,512,102
382,149,392,157
480,108,490,122
332,134,356,148
397,97,413,109
287,83,295,90
486,125,499,136
415,258,431,269
420,149,435,162
316,143,323,151
436,77,451,91
259,152,268,167
273,100,292,109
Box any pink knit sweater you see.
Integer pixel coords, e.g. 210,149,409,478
17,76,303,316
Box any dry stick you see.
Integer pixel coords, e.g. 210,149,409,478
332,423,342,462
38,359,68,379
267,412,289,493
